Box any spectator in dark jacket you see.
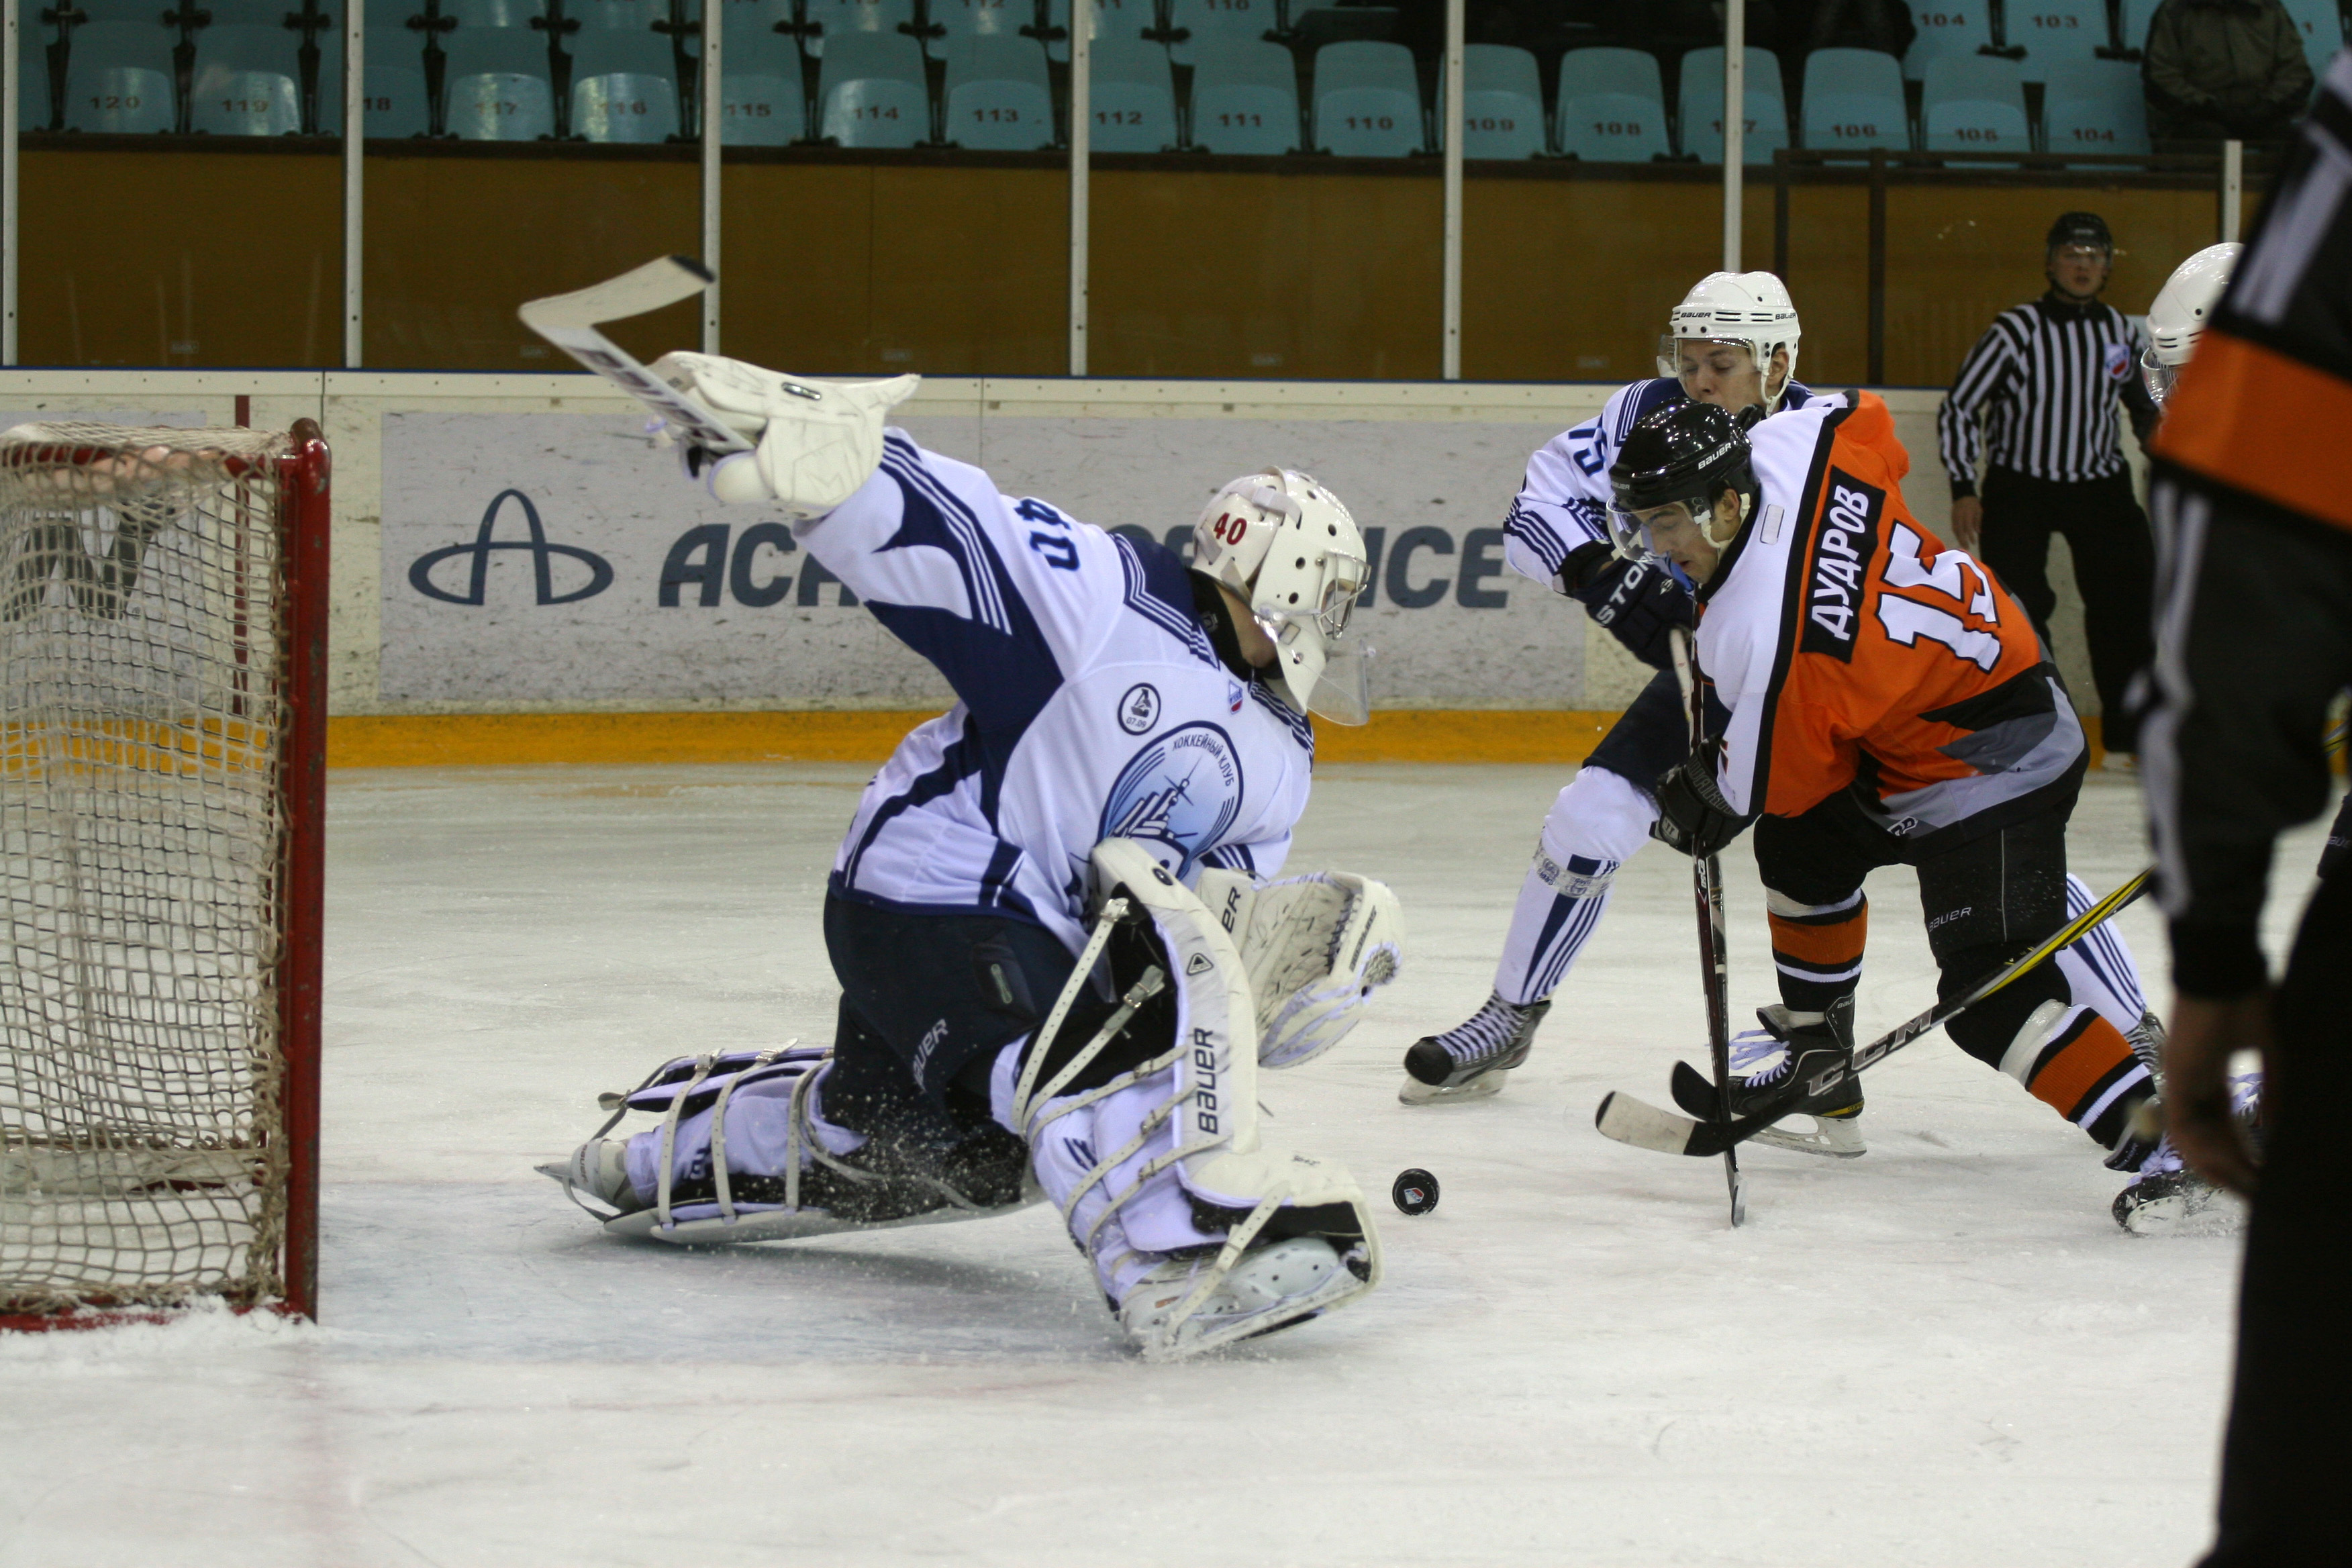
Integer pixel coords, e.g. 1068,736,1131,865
2143,0,2316,146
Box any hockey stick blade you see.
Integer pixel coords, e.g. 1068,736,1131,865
1670,1058,1718,1119
1596,867,2154,1161
517,256,751,456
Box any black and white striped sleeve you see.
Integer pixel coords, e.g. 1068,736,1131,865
1938,317,2018,498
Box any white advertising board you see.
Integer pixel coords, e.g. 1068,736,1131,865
377,411,1585,711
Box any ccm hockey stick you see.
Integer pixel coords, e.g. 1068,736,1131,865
1596,866,2153,1159
517,256,751,456
1669,630,1746,1225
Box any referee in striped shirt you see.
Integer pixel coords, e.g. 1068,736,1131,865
1938,211,2161,761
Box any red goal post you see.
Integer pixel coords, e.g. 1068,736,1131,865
0,419,328,1328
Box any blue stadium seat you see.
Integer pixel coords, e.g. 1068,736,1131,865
2120,0,2158,54
930,0,1028,46
1920,52,2028,155
1678,45,1787,162
1087,34,1177,152
442,27,558,138
1554,46,1668,162
939,33,1055,148
18,28,57,130
571,30,679,141
61,21,176,133
716,24,804,145
805,0,915,56
817,30,926,145
2282,0,2347,79
197,0,317,24
2004,0,2112,79
310,29,431,137
190,23,302,135
1460,42,1543,158
1165,0,1275,67
1044,0,1155,61
441,0,546,28
60,0,183,19
2041,58,2149,156
1314,40,1421,156
1902,3,1993,79
1800,46,1908,150
1187,36,1296,153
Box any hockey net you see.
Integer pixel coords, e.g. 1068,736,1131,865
0,420,328,1324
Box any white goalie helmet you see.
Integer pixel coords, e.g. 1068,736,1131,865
1657,271,1803,413
2142,242,2241,407
1192,469,1374,726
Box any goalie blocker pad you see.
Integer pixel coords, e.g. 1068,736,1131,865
1198,866,1405,1069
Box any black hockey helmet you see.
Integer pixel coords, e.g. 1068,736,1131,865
1606,401,1755,558
2047,211,2113,254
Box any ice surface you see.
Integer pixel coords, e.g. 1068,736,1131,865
1,763,2319,1567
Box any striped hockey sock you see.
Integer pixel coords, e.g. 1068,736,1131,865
1766,889,1869,1016
2000,1002,2153,1147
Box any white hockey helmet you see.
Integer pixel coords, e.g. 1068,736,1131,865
2141,242,2241,407
1192,469,1373,725
1657,271,1803,413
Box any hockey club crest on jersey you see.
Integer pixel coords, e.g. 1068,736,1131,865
1100,722,1245,881
1799,467,1884,663
1118,683,1162,735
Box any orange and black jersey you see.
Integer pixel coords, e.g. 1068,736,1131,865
1696,392,2088,853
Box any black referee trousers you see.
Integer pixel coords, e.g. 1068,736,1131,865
1976,465,2154,754
2202,861,2352,1567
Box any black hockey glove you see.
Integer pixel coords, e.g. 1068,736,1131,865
1562,542,1694,672
1651,754,1751,859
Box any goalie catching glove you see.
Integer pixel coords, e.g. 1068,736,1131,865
1199,867,1405,1068
648,351,918,516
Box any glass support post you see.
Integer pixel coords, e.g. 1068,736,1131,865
3,0,19,364
344,0,364,365
1722,1,1743,271
1440,0,1462,380
2222,138,2243,242
1068,0,1090,376
702,0,720,352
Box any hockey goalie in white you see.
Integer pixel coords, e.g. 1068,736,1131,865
541,356,1405,1360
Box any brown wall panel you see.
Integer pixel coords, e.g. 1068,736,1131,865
364,156,701,370
17,150,341,367
1090,168,1442,379
721,163,1065,376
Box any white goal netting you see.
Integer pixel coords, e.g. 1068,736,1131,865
1,422,321,1316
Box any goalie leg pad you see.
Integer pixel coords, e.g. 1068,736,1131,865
1018,840,1380,1361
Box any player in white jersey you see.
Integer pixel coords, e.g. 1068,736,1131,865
540,360,1406,1359
1400,272,1828,1104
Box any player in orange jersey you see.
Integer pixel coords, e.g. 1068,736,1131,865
1610,395,2179,1226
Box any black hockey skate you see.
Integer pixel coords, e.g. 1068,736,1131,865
1671,997,1865,1157
1400,993,1551,1105
2112,1073,2260,1236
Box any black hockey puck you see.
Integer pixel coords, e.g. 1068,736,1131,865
1391,1168,1440,1216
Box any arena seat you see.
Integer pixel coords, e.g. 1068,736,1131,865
1087,34,1179,153
1188,36,1297,153
805,0,916,56
1165,0,1275,67
1460,42,1544,158
60,20,177,133
1554,45,1668,162
1314,40,1422,156
190,23,303,136
570,29,679,142
2282,0,2347,79
818,30,928,146
1044,0,1155,60
1902,3,1993,79
570,0,662,31
441,0,545,30
442,26,559,139
1800,46,1908,151
930,0,1028,46
18,32,55,131
1920,52,2028,156
1678,45,1788,162
2041,57,2149,158
717,23,805,146
939,33,1056,149
2005,0,2113,79
307,28,430,137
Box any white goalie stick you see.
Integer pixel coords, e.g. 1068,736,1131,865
517,256,751,455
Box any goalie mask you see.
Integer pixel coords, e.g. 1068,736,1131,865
2141,242,2240,407
1192,469,1374,726
1657,271,1802,415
